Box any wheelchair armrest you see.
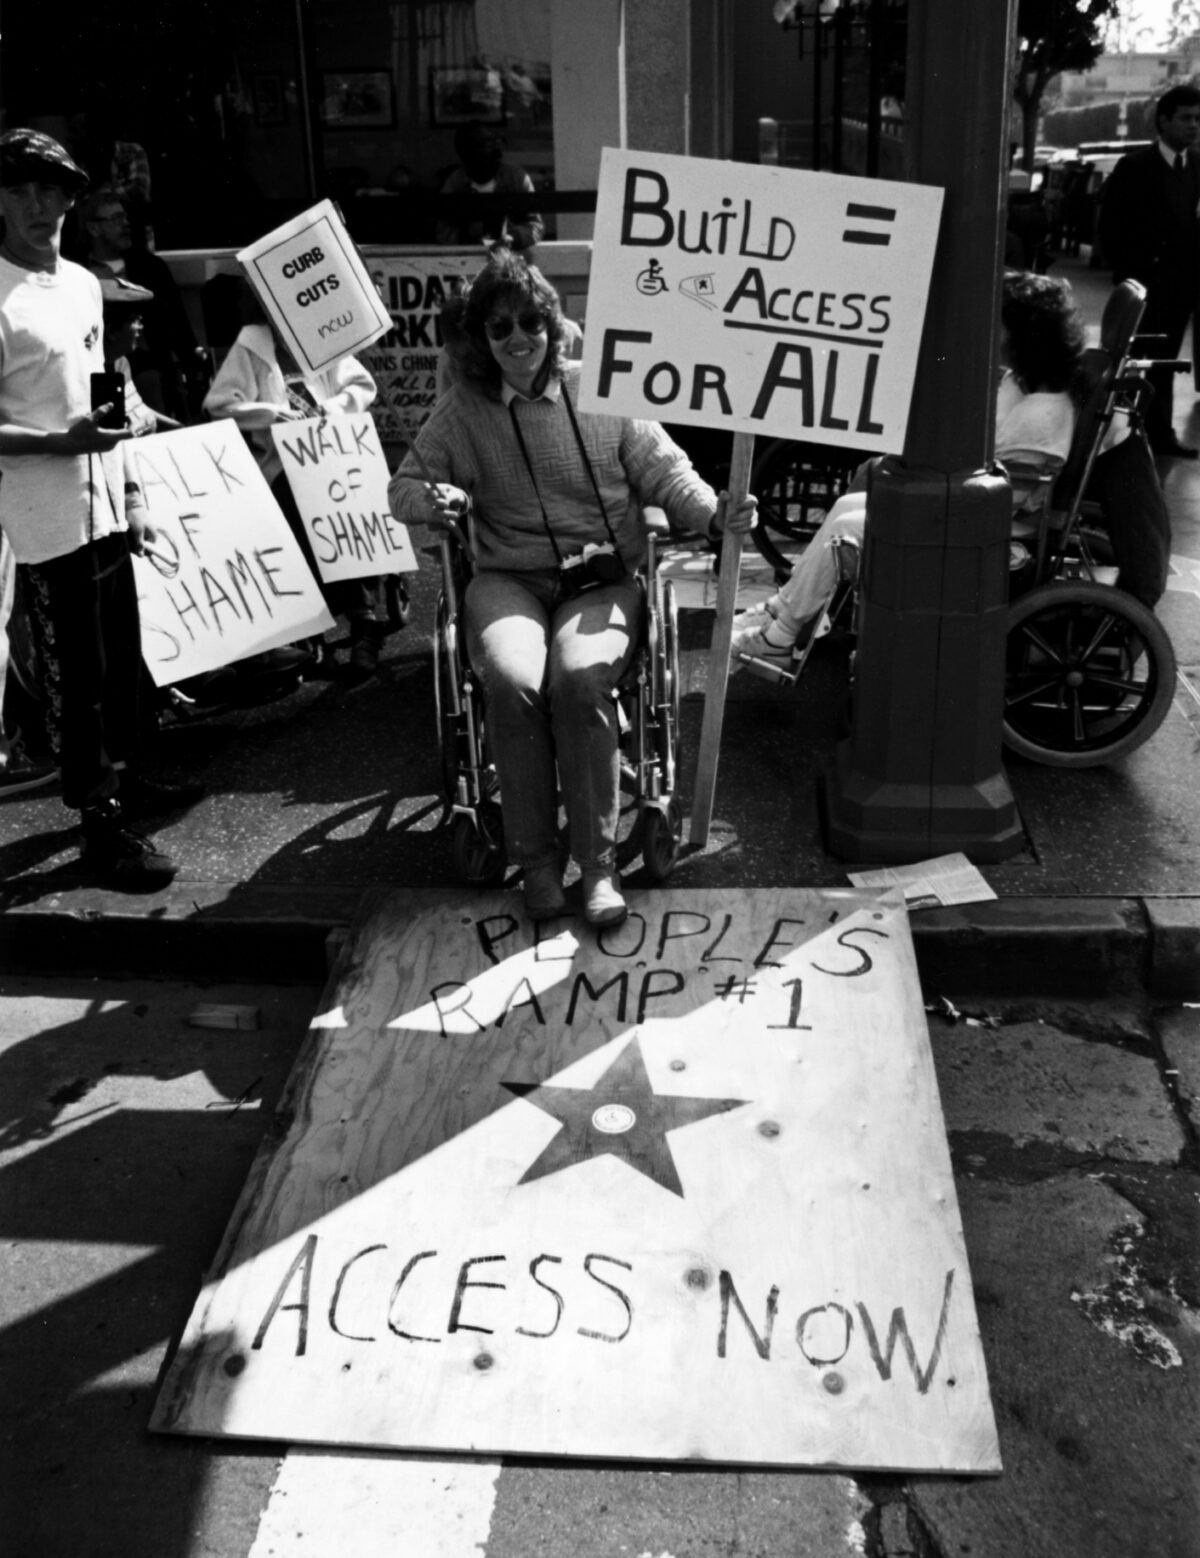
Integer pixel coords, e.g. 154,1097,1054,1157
1000,453,1063,515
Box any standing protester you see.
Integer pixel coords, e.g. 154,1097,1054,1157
1098,84,1200,459
83,187,208,421
203,279,390,689
436,122,544,252
0,129,200,888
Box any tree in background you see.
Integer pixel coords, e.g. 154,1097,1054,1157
1167,1,1200,46
1014,0,1120,169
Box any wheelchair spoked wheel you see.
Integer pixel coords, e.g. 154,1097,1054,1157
642,796,684,882
1003,581,1176,766
652,577,682,780
615,766,646,870
451,803,508,886
430,595,467,810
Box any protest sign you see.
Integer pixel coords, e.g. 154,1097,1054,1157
578,148,944,454
359,251,482,442
130,422,334,685
153,886,1000,1472
238,201,393,378
271,414,419,584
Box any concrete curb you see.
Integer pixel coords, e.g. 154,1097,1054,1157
3,885,1197,998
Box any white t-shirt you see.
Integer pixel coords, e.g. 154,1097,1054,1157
0,257,124,564
994,370,1075,466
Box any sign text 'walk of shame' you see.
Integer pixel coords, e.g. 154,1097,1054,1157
578,149,944,452
271,414,418,584
238,200,393,379
131,421,334,685
152,888,1000,1473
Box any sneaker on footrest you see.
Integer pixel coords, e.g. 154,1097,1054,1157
729,620,797,676
731,596,783,634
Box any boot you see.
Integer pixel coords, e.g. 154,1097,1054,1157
522,863,566,922
80,797,177,891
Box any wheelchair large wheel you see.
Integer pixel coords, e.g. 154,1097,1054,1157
432,598,459,806
615,765,646,870
451,804,508,886
749,438,863,578
642,796,684,882
654,577,681,774
1003,581,1176,767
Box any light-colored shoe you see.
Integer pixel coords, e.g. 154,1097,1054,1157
523,863,566,922
730,620,797,668
731,595,783,634
581,869,628,928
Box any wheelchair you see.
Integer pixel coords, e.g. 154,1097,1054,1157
432,506,685,887
1000,278,1178,767
732,278,1179,769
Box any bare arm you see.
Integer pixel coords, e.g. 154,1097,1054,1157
0,408,132,457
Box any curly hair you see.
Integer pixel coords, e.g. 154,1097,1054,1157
440,247,569,397
1000,270,1085,397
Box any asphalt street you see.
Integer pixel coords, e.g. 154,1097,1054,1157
2,975,1197,1558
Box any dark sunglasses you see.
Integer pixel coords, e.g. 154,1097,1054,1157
485,310,548,341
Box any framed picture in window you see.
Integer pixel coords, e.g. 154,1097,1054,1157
429,66,506,128
254,74,287,128
320,70,395,130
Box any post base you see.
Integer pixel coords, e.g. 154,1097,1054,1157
822,751,1025,864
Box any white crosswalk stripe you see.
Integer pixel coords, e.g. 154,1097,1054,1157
248,1448,501,1557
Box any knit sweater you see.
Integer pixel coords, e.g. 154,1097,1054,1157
387,363,718,574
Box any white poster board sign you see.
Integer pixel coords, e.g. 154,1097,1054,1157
270,414,419,584
238,201,393,378
130,422,334,685
153,886,999,1474
578,149,944,453
359,251,482,441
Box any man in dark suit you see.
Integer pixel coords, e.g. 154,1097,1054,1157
1098,84,1200,458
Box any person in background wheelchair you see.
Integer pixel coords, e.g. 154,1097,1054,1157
388,247,755,928
730,270,1088,673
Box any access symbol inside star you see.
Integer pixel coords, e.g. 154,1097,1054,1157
503,1036,749,1197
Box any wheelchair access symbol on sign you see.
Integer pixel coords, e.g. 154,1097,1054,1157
679,274,718,310
635,259,669,296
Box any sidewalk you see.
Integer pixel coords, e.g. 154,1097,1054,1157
2,252,1198,996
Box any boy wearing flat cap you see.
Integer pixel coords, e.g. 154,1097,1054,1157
0,128,197,888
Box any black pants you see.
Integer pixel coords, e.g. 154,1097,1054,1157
1134,278,1193,448
1087,428,1172,609
23,534,142,811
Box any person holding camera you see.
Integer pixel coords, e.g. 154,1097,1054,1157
0,129,203,889
388,247,755,928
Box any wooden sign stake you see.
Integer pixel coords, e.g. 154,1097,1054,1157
688,431,755,847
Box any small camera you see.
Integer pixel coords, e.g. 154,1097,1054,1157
559,542,626,598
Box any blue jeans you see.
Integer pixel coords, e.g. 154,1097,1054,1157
465,566,642,872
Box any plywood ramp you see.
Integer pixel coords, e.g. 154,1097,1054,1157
152,886,1000,1473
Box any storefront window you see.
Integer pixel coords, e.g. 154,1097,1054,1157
4,0,556,249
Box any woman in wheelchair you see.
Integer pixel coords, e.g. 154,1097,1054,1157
730,270,1087,673
388,248,755,928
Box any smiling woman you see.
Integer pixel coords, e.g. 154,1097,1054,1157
388,247,756,928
